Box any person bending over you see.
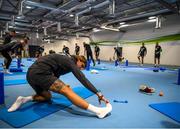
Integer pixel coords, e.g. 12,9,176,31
62,45,70,55
8,54,112,119
3,29,16,45
0,39,28,74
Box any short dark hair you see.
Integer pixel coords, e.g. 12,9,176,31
9,29,16,33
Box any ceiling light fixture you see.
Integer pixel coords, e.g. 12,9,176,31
148,16,156,20
26,6,32,9
70,14,74,17
120,22,125,25
147,19,157,22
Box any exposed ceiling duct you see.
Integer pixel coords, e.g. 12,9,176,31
0,0,178,34
156,0,179,14
105,9,170,26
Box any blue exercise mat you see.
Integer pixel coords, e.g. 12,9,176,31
4,79,28,86
0,87,93,128
149,102,180,123
90,66,108,70
4,72,26,76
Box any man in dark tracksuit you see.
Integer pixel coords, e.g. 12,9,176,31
83,42,95,66
94,45,100,63
2,30,16,69
138,43,147,66
0,40,27,74
3,30,16,45
75,43,80,55
114,47,124,64
8,54,112,119
62,45,70,55
154,42,162,67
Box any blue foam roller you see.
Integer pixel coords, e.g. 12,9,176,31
17,58,21,69
178,69,180,85
86,60,90,71
9,68,23,72
113,100,128,103
125,60,128,66
98,59,100,64
159,67,166,71
115,60,118,66
0,72,4,104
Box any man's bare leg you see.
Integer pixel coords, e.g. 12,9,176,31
50,80,112,118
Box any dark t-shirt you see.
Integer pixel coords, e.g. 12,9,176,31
138,46,147,56
29,54,98,94
95,46,100,53
0,41,22,53
75,45,80,52
38,47,44,53
155,45,162,55
115,48,121,56
84,44,92,53
63,47,69,54
3,33,12,45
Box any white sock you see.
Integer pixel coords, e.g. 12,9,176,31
87,103,112,119
8,96,33,112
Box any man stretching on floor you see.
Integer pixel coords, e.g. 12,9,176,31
8,54,112,119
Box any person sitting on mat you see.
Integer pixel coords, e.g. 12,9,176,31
0,38,28,74
8,54,112,119
154,42,162,67
137,43,147,66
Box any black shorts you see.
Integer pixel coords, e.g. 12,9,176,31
155,54,160,59
26,68,58,94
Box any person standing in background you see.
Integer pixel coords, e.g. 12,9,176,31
83,42,95,66
75,43,80,55
94,45,100,64
62,45,70,55
154,42,162,67
137,43,147,66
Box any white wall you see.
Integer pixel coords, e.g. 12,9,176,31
42,14,180,66
122,41,180,66
42,37,90,55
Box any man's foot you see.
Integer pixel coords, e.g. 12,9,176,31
8,96,25,112
96,103,112,119
4,69,13,74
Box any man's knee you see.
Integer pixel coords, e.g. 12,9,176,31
58,85,72,95
41,91,52,100
49,80,72,94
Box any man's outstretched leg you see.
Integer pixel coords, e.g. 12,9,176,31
50,80,112,118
